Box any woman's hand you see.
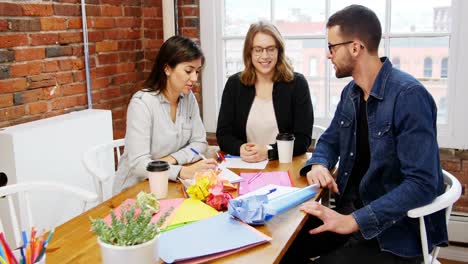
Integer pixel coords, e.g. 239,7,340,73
179,158,218,179
240,143,267,162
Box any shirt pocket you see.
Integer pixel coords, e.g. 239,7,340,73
371,122,396,159
181,123,192,143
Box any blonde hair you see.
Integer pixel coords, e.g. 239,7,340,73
240,21,294,86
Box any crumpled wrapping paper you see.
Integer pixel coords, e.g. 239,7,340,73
228,185,319,225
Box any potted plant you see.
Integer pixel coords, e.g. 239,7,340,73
90,192,169,264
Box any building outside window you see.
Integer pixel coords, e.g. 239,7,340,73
200,0,468,148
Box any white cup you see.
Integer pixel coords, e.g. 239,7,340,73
276,133,295,163
147,160,170,199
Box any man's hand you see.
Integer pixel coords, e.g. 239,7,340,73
240,143,267,162
307,164,339,193
300,201,359,235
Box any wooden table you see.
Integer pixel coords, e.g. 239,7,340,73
46,154,318,263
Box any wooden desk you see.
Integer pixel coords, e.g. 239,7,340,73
47,154,317,264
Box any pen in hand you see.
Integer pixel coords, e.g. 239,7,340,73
190,148,207,160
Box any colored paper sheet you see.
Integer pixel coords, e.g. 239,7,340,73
239,171,293,195
159,212,271,264
103,198,184,230
166,198,220,229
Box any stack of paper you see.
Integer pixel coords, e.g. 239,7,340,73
159,212,271,263
165,198,220,230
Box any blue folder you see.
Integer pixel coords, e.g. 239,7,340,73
159,212,270,263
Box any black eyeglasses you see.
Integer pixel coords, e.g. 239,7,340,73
328,40,354,54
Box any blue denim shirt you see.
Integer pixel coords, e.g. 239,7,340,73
301,57,448,257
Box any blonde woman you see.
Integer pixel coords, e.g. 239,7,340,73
216,21,314,162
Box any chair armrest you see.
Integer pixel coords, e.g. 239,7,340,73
408,181,462,218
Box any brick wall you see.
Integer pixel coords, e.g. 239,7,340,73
0,0,193,139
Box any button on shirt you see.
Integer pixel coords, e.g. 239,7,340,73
114,90,208,193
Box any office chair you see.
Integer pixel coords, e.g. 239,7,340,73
407,170,462,264
83,138,125,203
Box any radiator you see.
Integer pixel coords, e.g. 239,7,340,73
0,109,113,245
448,211,468,243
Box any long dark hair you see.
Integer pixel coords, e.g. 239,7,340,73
144,35,205,92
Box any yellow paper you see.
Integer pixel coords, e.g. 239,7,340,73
167,198,220,228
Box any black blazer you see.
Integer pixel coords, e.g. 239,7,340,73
216,72,314,158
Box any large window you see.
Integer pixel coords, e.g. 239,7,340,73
200,0,468,149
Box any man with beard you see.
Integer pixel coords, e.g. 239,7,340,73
280,5,447,264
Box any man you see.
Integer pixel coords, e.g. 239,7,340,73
281,5,447,264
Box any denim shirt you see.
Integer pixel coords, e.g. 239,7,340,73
301,57,447,257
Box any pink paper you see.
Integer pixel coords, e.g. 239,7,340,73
238,171,292,195
103,198,185,229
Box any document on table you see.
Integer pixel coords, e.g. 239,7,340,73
236,184,299,200
217,165,243,183
221,157,268,170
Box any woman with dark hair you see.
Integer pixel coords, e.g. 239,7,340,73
216,21,314,162
114,36,217,193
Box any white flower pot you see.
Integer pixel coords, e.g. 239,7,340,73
98,235,159,264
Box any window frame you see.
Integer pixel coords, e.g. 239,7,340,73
200,0,468,149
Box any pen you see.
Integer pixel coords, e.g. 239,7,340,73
266,188,277,195
247,172,263,184
190,148,207,160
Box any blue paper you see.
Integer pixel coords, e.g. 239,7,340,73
264,184,319,216
228,185,319,225
227,195,269,225
159,212,270,263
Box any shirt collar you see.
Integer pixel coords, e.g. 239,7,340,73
350,57,392,101
156,91,185,104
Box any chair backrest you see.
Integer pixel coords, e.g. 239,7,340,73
82,139,125,203
407,170,462,264
0,181,97,248
312,125,327,148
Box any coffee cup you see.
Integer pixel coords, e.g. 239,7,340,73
146,160,170,199
276,133,295,163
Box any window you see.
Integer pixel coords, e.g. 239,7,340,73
441,57,448,78
392,57,400,69
424,57,433,77
200,0,468,149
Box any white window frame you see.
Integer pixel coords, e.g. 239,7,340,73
200,0,468,149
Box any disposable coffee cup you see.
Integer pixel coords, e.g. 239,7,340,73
276,133,295,163
147,160,170,199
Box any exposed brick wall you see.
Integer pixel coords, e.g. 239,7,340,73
0,0,166,139
440,149,468,213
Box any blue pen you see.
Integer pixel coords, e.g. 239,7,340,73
190,148,207,160
266,188,277,195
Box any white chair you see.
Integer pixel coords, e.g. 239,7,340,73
0,181,98,248
83,139,125,203
312,125,327,148
407,170,462,264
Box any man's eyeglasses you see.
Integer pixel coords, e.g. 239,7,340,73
252,46,278,57
328,40,354,54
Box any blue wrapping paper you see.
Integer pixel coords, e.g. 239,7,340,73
228,184,319,225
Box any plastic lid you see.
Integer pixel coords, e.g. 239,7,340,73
276,133,295,141
146,160,170,172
